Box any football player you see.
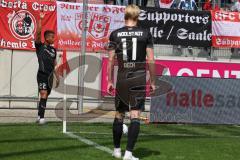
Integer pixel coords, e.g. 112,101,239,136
107,4,156,160
35,12,59,124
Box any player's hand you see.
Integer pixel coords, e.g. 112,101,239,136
55,78,60,88
150,83,156,94
40,12,45,19
107,81,114,95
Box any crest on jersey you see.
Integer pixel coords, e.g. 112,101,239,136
88,13,110,39
8,10,36,40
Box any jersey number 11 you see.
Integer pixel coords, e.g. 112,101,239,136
121,38,137,61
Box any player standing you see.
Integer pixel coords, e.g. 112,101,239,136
35,12,59,124
107,5,156,160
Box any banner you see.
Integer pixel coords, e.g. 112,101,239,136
212,10,240,48
76,0,104,4
2,1,240,50
138,8,212,47
101,58,240,96
57,1,125,51
150,76,240,124
0,0,57,50
57,3,212,51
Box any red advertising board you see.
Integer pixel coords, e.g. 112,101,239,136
101,57,240,96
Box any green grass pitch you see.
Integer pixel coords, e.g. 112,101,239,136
0,122,240,160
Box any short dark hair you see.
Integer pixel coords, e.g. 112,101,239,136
44,30,55,39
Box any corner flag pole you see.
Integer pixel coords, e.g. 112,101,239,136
63,68,67,133
78,0,88,114
63,50,67,133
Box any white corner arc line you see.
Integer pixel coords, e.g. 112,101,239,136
65,132,113,155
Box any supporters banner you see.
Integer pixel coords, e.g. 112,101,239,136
0,0,57,50
57,1,125,51
101,58,240,96
212,10,240,48
150,76,240,124
138,8,212,47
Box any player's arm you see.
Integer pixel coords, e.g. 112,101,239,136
146,30,156,92
107,31,116,95
147,48,156,92
54,60,60,88
35,12,45,44
107,50,115,94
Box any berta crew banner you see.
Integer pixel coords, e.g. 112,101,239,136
0,0,57,50
138,8,212,47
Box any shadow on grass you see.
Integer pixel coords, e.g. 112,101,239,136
0,145,85,158
135,147,161,159
0,137,70,144
0,122,62,127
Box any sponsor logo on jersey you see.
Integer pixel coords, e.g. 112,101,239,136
117,31,143,37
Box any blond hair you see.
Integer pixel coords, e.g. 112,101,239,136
124,4,140,21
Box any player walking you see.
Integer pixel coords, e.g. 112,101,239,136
35,12,59,124
107,4,156,160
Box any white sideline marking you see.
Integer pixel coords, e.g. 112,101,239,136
65,132,113,155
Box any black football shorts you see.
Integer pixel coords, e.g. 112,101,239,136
37,72,53,95
115,69,146,112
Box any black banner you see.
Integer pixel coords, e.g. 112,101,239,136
139,8,212,47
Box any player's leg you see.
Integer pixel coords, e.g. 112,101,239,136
112,111,125,158
37,90,48,124
124,71,146,160
37,73,53,124
112,96,127,159
113,111,125,148
123,109,141,160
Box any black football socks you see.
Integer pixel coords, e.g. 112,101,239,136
126,118,140,152
38,98,47,119
113,118,123,148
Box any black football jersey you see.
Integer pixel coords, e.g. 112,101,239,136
109,26,153,69
35,42,57,75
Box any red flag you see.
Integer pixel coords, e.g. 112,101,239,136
57,50,70,77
